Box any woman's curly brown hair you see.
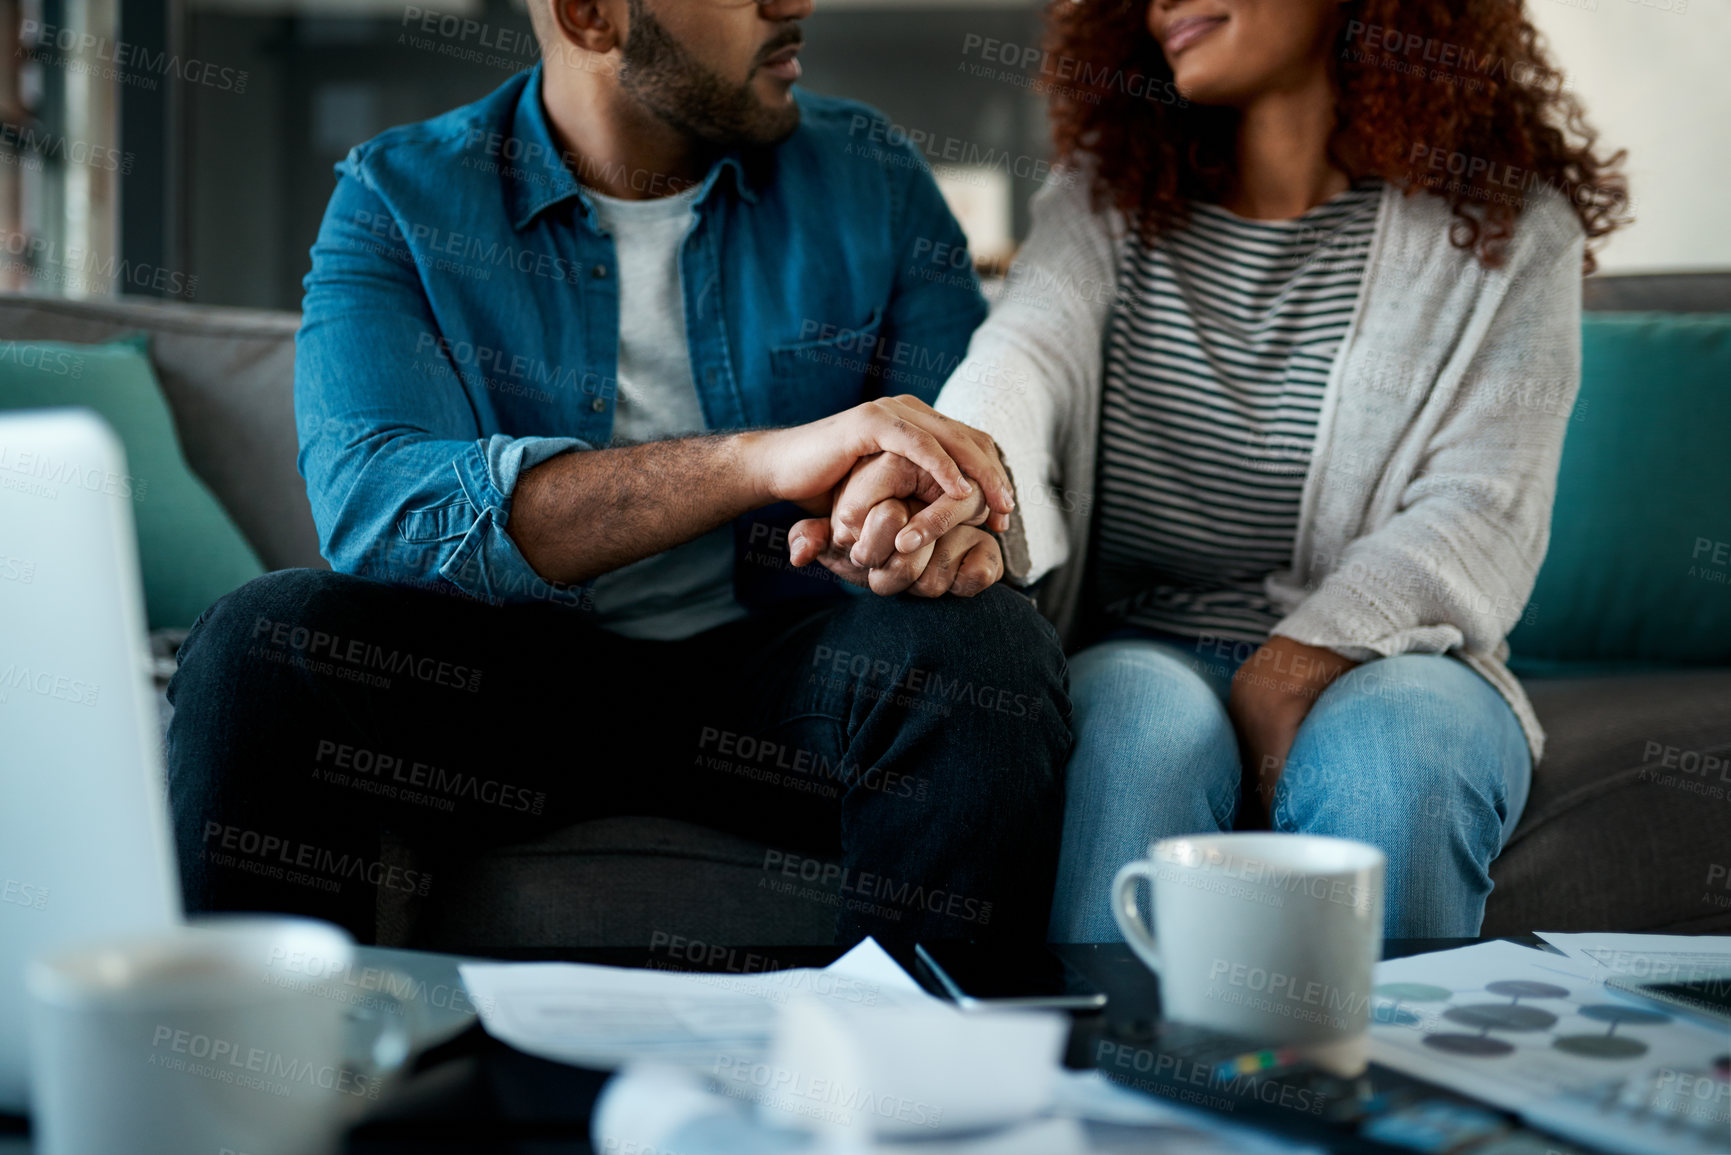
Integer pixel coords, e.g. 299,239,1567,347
1046,0,1629,272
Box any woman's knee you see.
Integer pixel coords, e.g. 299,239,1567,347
1073,637,1231,724
1067,640,1239,806
1275,654,1526,838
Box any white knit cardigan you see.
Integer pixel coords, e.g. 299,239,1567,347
936,174,1586,762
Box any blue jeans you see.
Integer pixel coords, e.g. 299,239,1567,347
1048,631,1531,941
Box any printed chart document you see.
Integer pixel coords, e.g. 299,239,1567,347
457,937,931,1071
1369,940,1730,1155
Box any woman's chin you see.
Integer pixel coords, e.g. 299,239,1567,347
1169,71,1255,108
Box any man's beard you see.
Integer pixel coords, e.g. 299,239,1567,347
618,0,801,149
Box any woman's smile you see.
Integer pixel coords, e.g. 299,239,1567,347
1161,12,1227,56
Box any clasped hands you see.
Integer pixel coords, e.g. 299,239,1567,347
783,400,1010,599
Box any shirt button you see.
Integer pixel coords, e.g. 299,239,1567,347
591,264,608,279
591,398,607,412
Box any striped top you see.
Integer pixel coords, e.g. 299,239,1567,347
1092,181,1383,642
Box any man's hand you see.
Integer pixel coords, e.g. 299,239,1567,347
1228,637,1360,829
745,396,1015,519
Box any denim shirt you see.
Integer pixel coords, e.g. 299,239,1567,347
295,65,987,609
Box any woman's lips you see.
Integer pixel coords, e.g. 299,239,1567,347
759,47,803,81
1164,15,1226,56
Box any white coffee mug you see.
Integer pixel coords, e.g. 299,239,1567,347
1113,833,1385,1075
26,915,416,1155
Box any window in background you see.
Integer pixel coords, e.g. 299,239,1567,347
0,0,121,297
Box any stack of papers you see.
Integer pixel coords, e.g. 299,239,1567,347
458,938,934,1071
460,940,1326,1154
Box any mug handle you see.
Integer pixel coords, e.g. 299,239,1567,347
335,969,420,1122
1112,860,1162,975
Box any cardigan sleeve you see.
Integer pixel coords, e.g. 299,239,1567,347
933,170,1120,585
1272,204,1585,661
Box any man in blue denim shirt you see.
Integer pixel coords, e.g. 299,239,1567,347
167,0,1070,949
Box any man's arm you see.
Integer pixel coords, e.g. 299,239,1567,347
506,396,1015,585
296,165,598,604
299,163,1009,598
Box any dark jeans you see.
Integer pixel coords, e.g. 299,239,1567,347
165,570,1072,948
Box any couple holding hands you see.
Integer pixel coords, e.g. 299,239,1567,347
166,0,1625,950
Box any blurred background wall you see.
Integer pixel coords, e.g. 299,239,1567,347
0,0,1721,310
182,0,1053,310
1527,0,1731,272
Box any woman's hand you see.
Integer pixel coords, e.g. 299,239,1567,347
1228,637,1360,828
789,501,1004,598
785,440,1012,599
828,451,1011,567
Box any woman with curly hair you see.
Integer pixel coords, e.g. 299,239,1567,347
792,0,1628,938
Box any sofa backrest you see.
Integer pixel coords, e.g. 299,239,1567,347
1583,271,1731,313
0,293,321,573
0,271,1727,581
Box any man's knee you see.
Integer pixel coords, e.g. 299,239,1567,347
168,568,404,716
905,586,1065,726
839,583,1058,686
834,588,1068,796
919,584,1059,664
183,568,363,650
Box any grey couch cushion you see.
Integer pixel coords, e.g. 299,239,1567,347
0,293,321,572
1486,669,1731,936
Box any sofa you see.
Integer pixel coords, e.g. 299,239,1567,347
0,274,1726,950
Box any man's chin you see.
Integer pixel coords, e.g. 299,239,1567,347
741,98,801,147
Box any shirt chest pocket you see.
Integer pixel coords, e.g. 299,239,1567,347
766,307,885,426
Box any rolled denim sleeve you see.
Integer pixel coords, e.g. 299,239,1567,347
294,155,589,606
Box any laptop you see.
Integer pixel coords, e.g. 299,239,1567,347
0,409,183,1111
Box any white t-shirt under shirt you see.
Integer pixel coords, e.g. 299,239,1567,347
581,183,746,641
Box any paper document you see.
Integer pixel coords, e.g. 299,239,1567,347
466,941,1329,1153
1536,931,1731,979
1369,940,1730,1155
590,1053,1328,1154
457,937,932,1071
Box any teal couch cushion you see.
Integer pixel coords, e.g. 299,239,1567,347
1508,312,1731,668
0,335,263,628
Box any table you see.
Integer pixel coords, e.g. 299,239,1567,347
0,937,1523,1154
